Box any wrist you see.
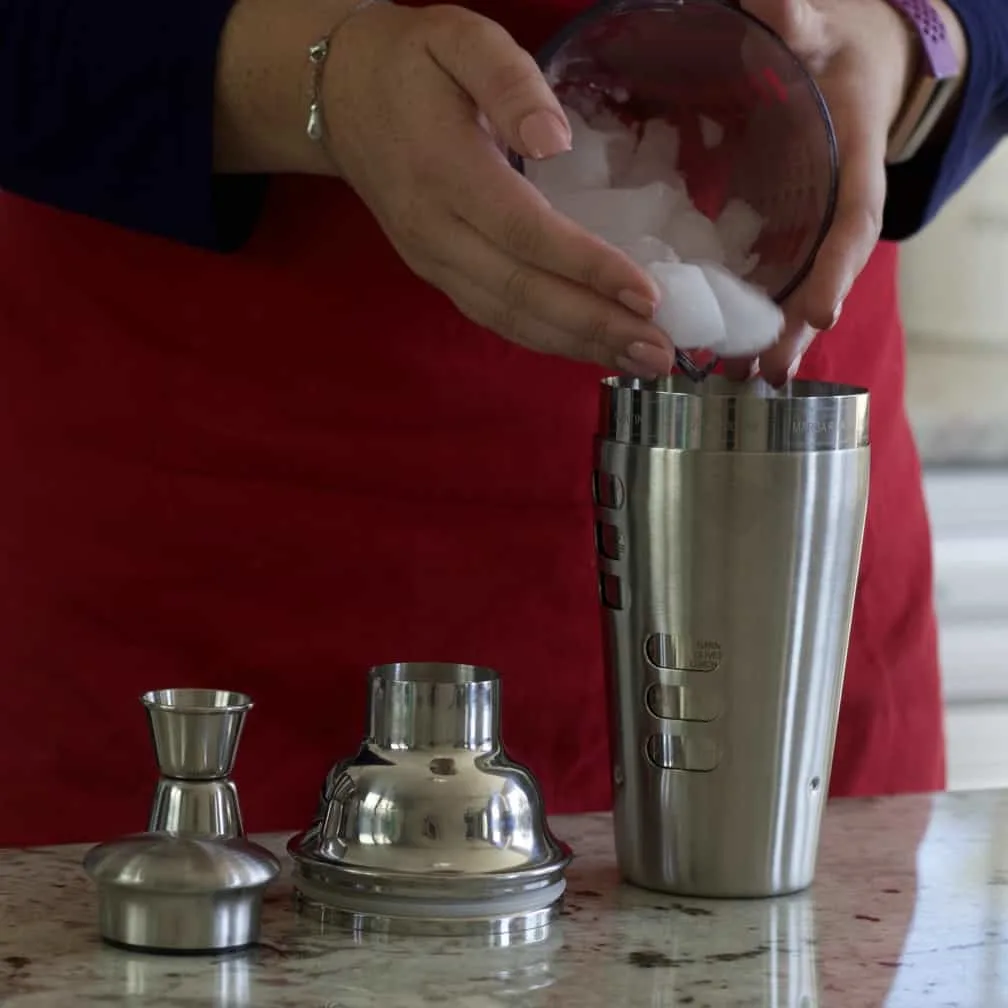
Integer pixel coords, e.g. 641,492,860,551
883,0,968,162
213,0,363,175
881,0,920,127
928,0,969,136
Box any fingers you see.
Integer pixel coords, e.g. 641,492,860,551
421,9,662,312
424,8,572,160
721,357,758,382
737,0,875,385
721,318,815,386
797,81,887,332
739,0,828,60
445,129,662,310
741,1,881,334
449,280,672,377
419,216,674,372
755,320,816,385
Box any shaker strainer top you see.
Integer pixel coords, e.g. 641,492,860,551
534,0,839,305
287,663,572,936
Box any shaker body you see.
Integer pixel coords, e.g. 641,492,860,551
594,376,869,897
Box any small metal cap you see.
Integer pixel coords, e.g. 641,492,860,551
84,833,280,953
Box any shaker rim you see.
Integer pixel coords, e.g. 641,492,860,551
598,375,870,451
140,688,253,714
600,375,869,401
368,663,500,686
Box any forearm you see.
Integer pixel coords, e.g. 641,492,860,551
214,0,361,175
0,0,351,249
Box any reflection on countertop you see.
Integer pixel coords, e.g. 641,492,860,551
0,790,1006,1006
906,343,1008,466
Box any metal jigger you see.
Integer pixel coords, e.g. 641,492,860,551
83,687,280,954
143,688,251,839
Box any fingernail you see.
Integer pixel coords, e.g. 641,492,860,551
787,354,804,381
619,341,673,378
518,111,571,160
829,300,844,329
618,289,657,319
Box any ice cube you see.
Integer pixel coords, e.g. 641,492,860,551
638,120,681,167
716,199,764,259
553,88,604,123
699,115,725,149
524,151,588,196
590,107,628,134
525,106,613,194
663,207,726,264
616,120,681,188
618,236,680,270
647,261,726,351
590,111,638,183
550,182,687,247
698,262,784,356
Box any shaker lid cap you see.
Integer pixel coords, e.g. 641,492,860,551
84,833,281,894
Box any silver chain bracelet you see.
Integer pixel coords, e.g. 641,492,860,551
306,0,384,144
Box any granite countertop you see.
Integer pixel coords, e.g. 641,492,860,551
1,790,1007,1007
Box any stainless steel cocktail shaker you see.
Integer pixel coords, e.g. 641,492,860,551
594,376,870,897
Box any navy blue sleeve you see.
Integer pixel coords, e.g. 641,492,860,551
0,0,267,252
883,0,1008,240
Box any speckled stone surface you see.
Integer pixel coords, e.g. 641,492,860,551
1,790,1006,1007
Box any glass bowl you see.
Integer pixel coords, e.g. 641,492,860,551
516,0,839,373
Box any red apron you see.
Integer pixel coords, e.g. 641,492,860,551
0,0,944,846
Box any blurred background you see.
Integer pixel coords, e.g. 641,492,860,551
901,140,1008,792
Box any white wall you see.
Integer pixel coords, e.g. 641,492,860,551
925,469,1008,791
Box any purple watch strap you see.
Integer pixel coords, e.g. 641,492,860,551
884,0,960,79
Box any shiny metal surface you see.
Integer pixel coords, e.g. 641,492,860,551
291,887,564,942
674,348,718,383
289,662,571,935
142,688,251,780
83,834,280,952
599,374,870,451
148,779,244,839
595,378,870,897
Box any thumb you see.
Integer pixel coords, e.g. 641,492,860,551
739,0,827,56
425,9,572,160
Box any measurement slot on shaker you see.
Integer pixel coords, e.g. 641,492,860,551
595,521,625,561
644,634,722,673
599,573,625,610
645,683,721,723
592,471,625,510
645,734,720,773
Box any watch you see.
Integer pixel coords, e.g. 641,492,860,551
884,0,963,164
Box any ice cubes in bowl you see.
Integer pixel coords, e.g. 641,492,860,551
515,0,838,362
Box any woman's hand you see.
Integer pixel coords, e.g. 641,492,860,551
319,2,674,377
725,0,924,384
